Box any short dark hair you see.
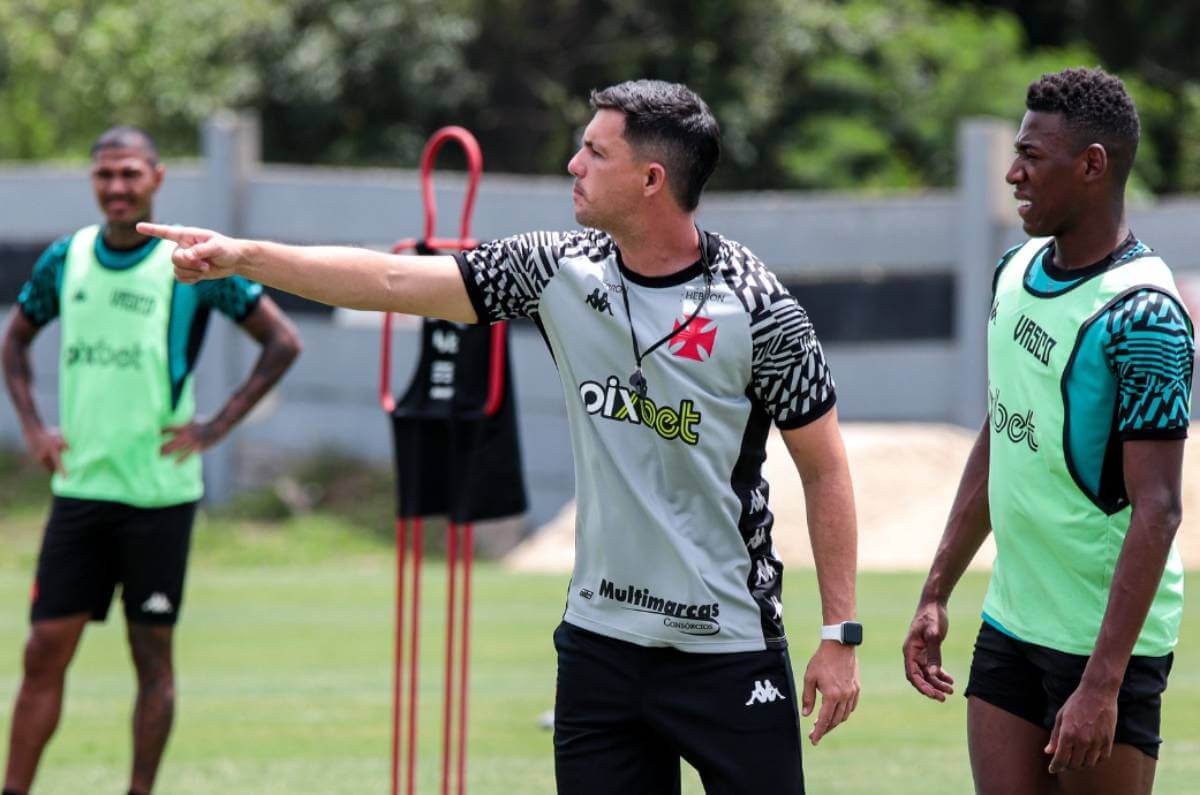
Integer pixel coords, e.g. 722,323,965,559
589,80,720,212
1025,67,1139,184
91,126,160,165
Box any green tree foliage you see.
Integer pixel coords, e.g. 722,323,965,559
453,0,1096,191
1,0,1197,194
950,0,1200,193
0,0,282,158
247,0,481,165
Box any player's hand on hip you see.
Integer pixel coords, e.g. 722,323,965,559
902,599,955,701
802,640,860,746
160,420,225,463
24,425,68,475
1045,681,1118,774
136,222,242,283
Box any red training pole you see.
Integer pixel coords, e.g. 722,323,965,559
406,517,423,795
442,522,459,795
457,522,474,795
392,517,407,795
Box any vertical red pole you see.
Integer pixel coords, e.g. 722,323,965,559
392,517,407,795
441,522,459,795
406,517,423,795
457,522,474,795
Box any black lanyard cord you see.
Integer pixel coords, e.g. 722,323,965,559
616,231,714,399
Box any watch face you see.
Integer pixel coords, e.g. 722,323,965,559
843,622,863,645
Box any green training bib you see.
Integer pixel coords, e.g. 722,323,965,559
53,225,202,507
983,237,1185,657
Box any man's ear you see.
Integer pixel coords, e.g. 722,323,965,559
1081,143,1108,183
644,162,668,197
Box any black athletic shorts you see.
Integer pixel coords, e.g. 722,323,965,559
553,621,804,795
31,496,197,626
964,621,1172,759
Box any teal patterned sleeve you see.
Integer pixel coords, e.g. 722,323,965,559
194,275,263,322
1105,290,1194,439
16,234,72,327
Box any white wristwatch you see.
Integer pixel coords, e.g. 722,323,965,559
821,621,863,646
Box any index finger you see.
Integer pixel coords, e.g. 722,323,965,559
136,222,210,244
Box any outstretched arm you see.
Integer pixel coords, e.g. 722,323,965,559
160,295,302,462
902,420,992,701
780,408,860,746
137,223,477,323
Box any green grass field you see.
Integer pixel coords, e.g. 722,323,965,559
0,505,1196,794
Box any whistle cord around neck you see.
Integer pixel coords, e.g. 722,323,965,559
616,258,713,400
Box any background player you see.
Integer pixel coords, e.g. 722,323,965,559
1,127,301,795
902,68,1194,795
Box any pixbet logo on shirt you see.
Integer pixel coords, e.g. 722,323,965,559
578,376,702,445
987,384,1038,452
64,339,143,370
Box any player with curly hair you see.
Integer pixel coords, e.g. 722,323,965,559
903,67,1193,795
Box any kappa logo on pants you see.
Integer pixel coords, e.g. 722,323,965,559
141,593,174,615
744,679,787,706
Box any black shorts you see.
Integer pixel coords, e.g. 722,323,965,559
553,621,804,795
964,621,1172,759
31,497,197,626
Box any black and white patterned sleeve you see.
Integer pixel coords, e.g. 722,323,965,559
720,239,837,428
454,231,568,323
750,292,837,428
1105,289,1194,440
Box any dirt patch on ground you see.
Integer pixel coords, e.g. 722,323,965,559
504,422,1200,573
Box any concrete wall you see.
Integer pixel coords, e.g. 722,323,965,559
3,113,1199,527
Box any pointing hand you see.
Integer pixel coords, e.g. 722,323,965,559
137,223,243,283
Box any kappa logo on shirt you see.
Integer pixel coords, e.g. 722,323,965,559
668,316,717,361
754,558,776,587
749,488,767,514
585,288,613,316
747,527,767,550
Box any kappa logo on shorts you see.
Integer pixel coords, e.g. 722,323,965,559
141,593,174,615
744,679,787,706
